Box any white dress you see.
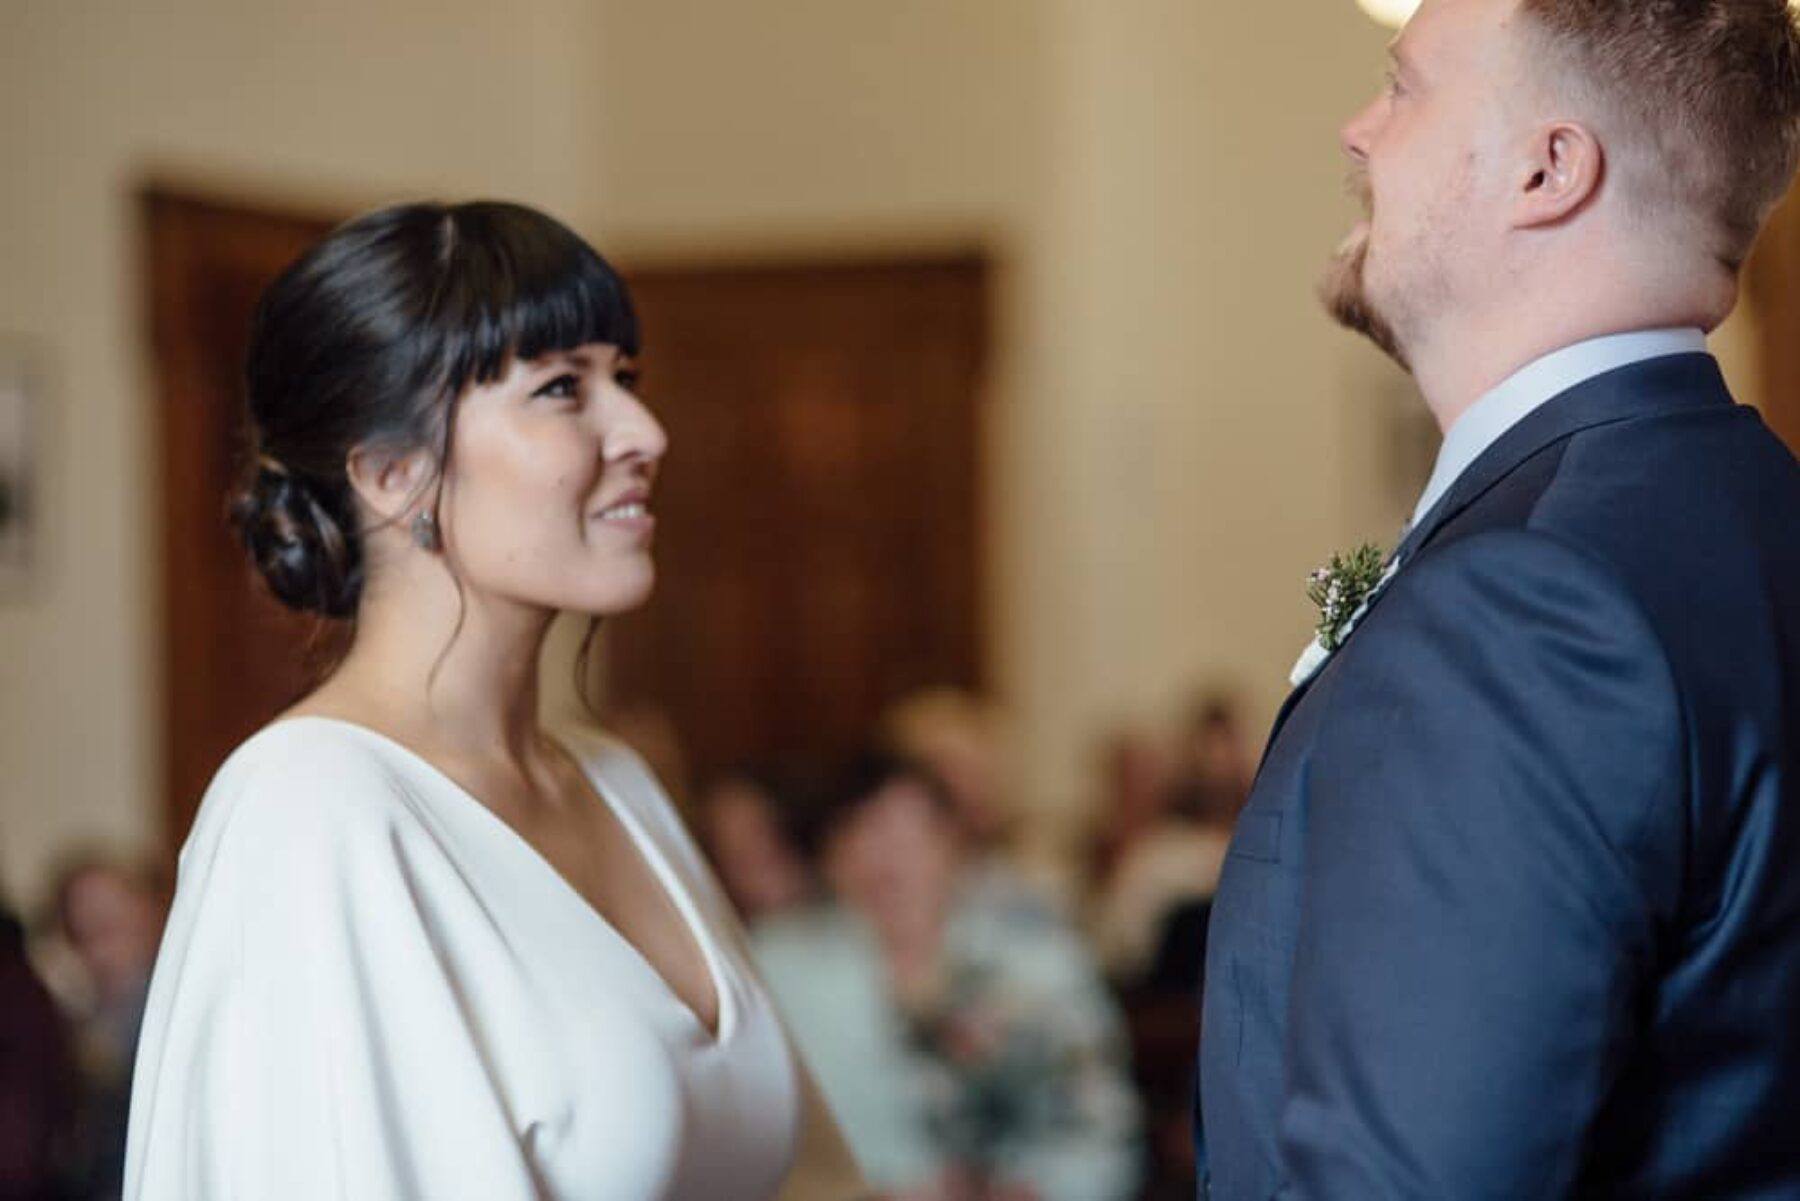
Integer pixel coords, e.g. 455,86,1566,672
123,717,810,1201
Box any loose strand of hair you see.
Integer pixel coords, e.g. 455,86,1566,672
573,617,604,724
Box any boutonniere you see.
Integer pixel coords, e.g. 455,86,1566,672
1289,542,1398,687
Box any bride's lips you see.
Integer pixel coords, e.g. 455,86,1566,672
591,488,655,536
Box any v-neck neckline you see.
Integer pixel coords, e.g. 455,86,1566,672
276,715,734,1046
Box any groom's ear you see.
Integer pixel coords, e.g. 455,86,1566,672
1512,121,1603,229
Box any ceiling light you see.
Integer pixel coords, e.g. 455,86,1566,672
1356,0,1418,28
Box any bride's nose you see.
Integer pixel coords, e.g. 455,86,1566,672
603,393,669,468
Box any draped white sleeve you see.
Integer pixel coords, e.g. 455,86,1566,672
125,730,548,1199
125,719,813,1201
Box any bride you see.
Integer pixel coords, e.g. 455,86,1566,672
125,200,858,1200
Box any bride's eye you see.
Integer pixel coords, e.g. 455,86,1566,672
533,373,582,402
614,366,642,391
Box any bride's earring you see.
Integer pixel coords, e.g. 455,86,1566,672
410,510,441,552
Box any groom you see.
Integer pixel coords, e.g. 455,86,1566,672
1199,0,1800,1197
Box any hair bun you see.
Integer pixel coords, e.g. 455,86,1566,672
232,461,360,617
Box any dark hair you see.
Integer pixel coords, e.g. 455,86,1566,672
232,200,639,617
1517,0,1800,270
1189,689,1242,733
801,749,956,854
697,766,811,848
48,849,166,937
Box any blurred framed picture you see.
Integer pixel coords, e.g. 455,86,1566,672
0,345,40,598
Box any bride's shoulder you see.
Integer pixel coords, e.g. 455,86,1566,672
170,720,449,941
219,715,402,782
191,717,417,845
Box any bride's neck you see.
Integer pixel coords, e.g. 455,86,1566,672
312,580,555,765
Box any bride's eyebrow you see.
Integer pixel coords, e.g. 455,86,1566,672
540,349,598,373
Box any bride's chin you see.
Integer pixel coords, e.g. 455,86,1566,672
582,570,657,619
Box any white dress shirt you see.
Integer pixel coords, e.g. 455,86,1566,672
1409,328,1711,532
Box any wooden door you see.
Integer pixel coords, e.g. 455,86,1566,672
606,257,989,784
1749,186,1800,452
142,189,338,845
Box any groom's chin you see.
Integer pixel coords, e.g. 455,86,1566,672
1320,246,1410,372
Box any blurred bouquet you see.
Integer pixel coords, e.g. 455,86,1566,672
906,959,1093,1197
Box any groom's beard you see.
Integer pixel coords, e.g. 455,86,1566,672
1321,172,1411,372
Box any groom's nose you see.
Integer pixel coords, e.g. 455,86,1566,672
1341,97,1379,164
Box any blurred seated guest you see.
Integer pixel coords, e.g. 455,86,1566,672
1089,696,1249,1191
1,899,75,1201
1089,693,1251,984
757,752,1141,1201
880,690,1012,847
695,771,815,925
1170,690,1252,824
1082,726,1175,889
51,856,164,1085
50,854,165,1201
880,688,1059,922
1088,804,1228,984
752,905,934,1193
1142,899,1211,997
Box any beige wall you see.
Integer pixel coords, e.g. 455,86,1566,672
590,0,1046,246
1005,2,1395,851
0,1,1774,902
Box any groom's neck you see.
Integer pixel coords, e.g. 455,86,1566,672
1409,320,1595,434
1410,237,1736,432
1409,297,1720,434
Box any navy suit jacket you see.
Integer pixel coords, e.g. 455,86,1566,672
1198,354,1800,1199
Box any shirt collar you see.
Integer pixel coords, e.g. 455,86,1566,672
1408,328,1709,531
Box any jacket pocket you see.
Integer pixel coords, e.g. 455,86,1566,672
1226,810,1282,864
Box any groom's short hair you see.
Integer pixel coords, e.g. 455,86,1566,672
1517,0,1800,270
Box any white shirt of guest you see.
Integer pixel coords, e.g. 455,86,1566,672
1409,328,1710,531
124,717,812,1201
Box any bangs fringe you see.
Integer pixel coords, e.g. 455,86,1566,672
420,202,639,397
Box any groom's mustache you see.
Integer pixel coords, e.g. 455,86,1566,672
1320,166,1408,371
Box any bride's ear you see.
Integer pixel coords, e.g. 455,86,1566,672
1513,120,1603,229
345,442,437,532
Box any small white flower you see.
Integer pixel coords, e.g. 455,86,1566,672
1289,553,1403,689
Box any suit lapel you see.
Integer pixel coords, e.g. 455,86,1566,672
1259,676,1316,772
1257,352,1731,765
1394,353,1730,564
